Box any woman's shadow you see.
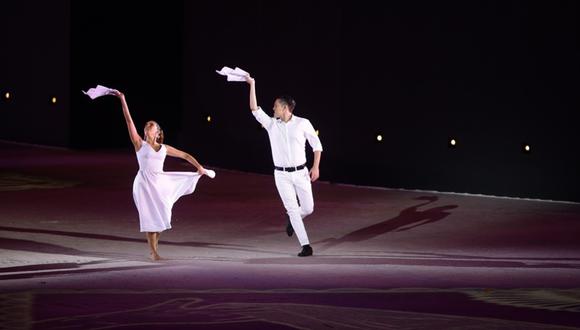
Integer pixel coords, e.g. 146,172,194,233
319,196,457,250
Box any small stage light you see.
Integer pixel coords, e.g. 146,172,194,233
448,138,457,148
4,92,10,100
522,143,531,154
51,96,57,104
206,115,211,123
376,134,383,142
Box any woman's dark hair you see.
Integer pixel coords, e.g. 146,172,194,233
276,95,296,112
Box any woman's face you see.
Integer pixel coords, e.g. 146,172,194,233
144,122,159,140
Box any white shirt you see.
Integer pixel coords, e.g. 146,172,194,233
253,107,323,168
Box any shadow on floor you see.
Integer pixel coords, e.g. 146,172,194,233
318,196,457,250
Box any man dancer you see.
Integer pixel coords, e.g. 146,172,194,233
245,75,322,257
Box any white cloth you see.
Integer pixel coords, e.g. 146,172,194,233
204,169,216,179
274,168,314,246
253,107,323,168
133,142,214,232
82,85,118,99
216,66,249,82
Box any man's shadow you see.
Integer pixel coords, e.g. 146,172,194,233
319,196,457,250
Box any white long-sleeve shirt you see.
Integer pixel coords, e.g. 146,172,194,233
253,107,323,168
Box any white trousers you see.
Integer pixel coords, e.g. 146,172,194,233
274,168,314,246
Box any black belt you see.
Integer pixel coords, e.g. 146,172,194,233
274,164,306,172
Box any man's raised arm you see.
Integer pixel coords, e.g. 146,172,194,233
246,76,258,111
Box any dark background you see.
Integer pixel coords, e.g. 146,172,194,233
1,0,578,202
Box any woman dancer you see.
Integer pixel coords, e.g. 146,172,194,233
114,90,213,260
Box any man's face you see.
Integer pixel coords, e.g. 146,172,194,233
273,99,286,119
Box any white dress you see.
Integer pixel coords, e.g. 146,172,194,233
133,142,202,232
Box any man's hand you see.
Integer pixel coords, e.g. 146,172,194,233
247,75,258,111
310,167,320,182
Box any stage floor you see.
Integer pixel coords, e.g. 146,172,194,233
1,141,580,329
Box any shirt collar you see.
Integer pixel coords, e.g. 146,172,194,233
276,114,295,123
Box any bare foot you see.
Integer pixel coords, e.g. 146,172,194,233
150,253,162,261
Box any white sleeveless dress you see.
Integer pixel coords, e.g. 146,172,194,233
133,142,203,232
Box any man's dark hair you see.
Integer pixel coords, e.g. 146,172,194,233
276,95,296,112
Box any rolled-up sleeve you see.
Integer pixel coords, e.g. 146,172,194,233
304,119,323,152
252,107,273,130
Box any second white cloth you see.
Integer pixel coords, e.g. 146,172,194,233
82,85,119,99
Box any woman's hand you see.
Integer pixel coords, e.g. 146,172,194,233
197,166,207,176
113,90,124,99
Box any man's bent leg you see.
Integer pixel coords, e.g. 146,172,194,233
275,171,310,246
294,168,314,219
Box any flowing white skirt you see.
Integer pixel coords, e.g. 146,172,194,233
133,170,202,232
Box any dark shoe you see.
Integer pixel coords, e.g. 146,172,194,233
286,216,294,237
298,244,313,257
